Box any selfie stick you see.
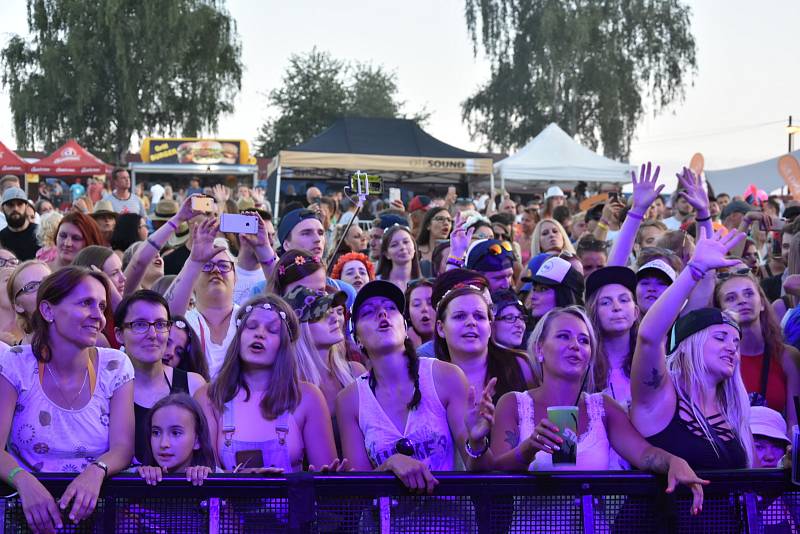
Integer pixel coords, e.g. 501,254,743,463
326,171,369,273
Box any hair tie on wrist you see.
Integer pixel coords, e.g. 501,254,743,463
146,237,161,252
695,215,711,222
626,211,643,221
167,219,178,231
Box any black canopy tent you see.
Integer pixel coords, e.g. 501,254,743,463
267,118,494,217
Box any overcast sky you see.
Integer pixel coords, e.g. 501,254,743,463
1,0,798,183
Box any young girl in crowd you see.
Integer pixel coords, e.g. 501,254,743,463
110,213,148,255
530,219,575,257
285,286,365,452
331,251,374,292
525,256,584,327
376,225,421,293
491,290,527,350
338,281,496,494
49,210,105,270
268,249,327,296
631,228,753,470
121,241,165,292
416,206,452,273
489,307,707,515
196,295,341,473
114,290,206,464
0,267,134,532
714,271,800,428
405,278,434,349
7,260,51,346
137,394,216,486
434,285,533,404
163,315,210,381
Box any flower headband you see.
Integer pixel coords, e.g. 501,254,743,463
277,255,322,276
235,302,288,327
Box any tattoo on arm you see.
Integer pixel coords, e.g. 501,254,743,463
164,273,183,304
505,429,520,449
642,450,670,473
643,368,664,389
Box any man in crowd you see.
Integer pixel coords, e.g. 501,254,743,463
102,168,146,216
662,190,694,230
0,187,39,260
465,239,514,292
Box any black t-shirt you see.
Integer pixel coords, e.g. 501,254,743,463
163,245,191,275
0,224,40,261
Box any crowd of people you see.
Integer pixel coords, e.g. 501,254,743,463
0,164,797,532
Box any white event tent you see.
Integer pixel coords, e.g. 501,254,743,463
705,149,800,198
487,123,634,193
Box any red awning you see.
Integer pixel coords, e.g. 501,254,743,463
29,139,112,176
0,141,30,174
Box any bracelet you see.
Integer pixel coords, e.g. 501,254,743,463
626,211,644,221
465,436,490,458
258,256,277,266
687,261,707,282
146,237,161,252
167,219,179,231
695,215,711,222
446,258,464,268
7,466,23,486
597,222,609,231
90,460,109,478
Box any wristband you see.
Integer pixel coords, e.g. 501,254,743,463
7,466,23,486
167,219,179,231
446,257,464,268
687,261,706,281
259,256,277,266
90,460,109,478
695,215,711,222
597,222,609,231
626,211,644,221
146,237,161,252
465,436,490,458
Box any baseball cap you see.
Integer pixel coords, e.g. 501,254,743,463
528,256,584,294
721,200,751,220
351,280,405,328
585,266,637,300
545,186,565,200
637,259,676,284
783,205,800,222
1,187,27,206
667,308,741,354
465,239,514,273
284,286,347,323
749,406,790,444
407,195,432,213
377,213,410,230
277,208,321,247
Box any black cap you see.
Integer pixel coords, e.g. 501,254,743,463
720,200,751,220
783,205,800,222
377,213,410,230
465,239,514,273
585,266,637,300
277,208,320,246
351,280,405,327
668,308,741,354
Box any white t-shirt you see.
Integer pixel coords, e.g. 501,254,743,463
662,216,682,230
0,345,134,473
233,264,265,307
185,304,240,379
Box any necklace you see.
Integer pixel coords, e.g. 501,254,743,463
46,364,88,410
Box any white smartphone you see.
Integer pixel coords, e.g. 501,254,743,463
389,187,401,203
220,213,258,234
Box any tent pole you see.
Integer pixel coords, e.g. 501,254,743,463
500,173,505,193
274,156,282,220
490,172,496,200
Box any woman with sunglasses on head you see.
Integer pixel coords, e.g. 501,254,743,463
405,278,435,350
166,214,276,379
338,281,496,498
8,260,52,346
714,269,800,429
376,225,422,293
416,207,452,275
114,290,206,464
631,228,754,471
195,294,343,474
163,315,210,381
434,285,533,404
0,266,135,532
0,249,22,345
490,307,707,522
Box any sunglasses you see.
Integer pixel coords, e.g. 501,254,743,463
716,268,752,280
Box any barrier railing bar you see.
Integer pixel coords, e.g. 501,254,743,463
581,494,595,534
379,496,390,534
743,491,760,534
208,497,220,534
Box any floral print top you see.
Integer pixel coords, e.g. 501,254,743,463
0,345,134,473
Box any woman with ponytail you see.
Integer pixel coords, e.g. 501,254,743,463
337,280,496,495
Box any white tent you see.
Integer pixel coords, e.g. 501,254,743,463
705,149,800,198
486,123,633,192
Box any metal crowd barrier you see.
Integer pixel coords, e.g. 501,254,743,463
1,470,798,533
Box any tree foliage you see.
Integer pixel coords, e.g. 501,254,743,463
2,0,243,162
255,49,429,157
462,0,697,159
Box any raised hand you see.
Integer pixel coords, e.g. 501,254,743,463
189,217,226,263
630,162,664,216
665,456,709,516
212,184,230,204
676,167,708,213
690,227,746,273
175,194,207,223
448,210,475,261
465,377,497,442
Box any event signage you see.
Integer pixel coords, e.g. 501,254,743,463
140,138,251,165
689,153,704,177
778,154,800,200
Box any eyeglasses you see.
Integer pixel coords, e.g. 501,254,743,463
14,280,41,300
432,216,452,224
201,260,234,273
123,319,172,334
497,313,525,324
0,257,19,269
716,268,752,280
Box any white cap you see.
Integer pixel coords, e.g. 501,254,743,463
637,259,677,283
545,186,565,200
749,406,790,444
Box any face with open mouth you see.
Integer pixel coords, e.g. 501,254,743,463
538,313,593,381
239,307,284,367
355,296,406,353
150,404,199,473
408,286,434,337
701,324,740,381
594,284,637,335
437,293,491,357
539,221,564,253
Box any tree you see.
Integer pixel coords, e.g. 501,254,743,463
255,49,429,157
2,0,243,162
462,0,697,159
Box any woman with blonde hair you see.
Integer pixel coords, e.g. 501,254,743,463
35,210,63,264
531,219,575,257
632,228,753,470
8,260,51,345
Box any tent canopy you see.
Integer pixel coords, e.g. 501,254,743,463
0,141,29,174
270,117,494,178
29,139,111,176
490,123,633,191
705,149,800,198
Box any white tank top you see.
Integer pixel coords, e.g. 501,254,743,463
515,391,611,471
357,358,456,471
